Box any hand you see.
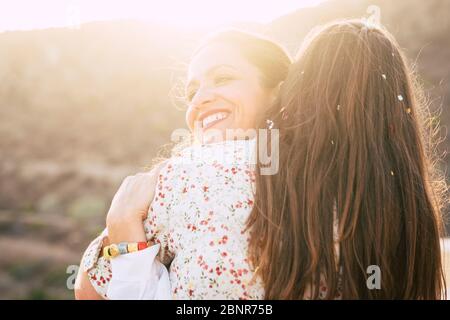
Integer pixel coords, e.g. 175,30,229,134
106,162,167,244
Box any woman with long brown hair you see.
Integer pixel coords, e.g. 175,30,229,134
247,19,447,299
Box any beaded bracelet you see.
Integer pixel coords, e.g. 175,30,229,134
103,241,150,259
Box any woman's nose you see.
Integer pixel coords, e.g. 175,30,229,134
190,86,216,110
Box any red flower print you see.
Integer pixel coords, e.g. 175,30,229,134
221,252,228,257
203,186,209,192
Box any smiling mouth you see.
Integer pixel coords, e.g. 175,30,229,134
200,111,231,130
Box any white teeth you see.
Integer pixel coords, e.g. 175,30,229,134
202,112,228,128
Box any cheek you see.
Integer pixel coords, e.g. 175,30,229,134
235,88,268,128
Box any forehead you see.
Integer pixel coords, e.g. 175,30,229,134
187,42,255,83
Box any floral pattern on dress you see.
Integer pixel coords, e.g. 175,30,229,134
80,139,341,299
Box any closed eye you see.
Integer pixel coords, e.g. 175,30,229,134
214,75,235,85
186,74,237,102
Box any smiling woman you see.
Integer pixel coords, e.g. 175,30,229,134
185,30,292,143
75,28,292,300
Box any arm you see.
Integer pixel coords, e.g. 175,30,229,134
104,161,174,299
75,161,172,300
74,229,111,299
74,228,170,300
74,268,104,300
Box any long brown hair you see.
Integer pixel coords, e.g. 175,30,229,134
247,20,447,299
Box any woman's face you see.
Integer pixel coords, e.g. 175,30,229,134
186,42,273,143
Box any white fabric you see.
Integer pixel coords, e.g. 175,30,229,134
107,243,172,300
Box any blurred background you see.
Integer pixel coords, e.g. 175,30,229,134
0,0,449,299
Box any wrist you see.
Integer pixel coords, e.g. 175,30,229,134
107,217,147,244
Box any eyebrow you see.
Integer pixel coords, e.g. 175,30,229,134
186,64,239,92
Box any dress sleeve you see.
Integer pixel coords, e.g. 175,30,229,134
107,243,172,300
80,228,111,299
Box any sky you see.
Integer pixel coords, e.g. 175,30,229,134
0,0,324,32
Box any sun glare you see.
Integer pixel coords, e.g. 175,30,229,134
0,0,324,32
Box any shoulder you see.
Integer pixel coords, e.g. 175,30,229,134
151,140,256,211
162,139,256,185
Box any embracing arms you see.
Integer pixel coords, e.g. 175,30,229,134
74,162,168,300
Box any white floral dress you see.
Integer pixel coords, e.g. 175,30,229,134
81,139,265,299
